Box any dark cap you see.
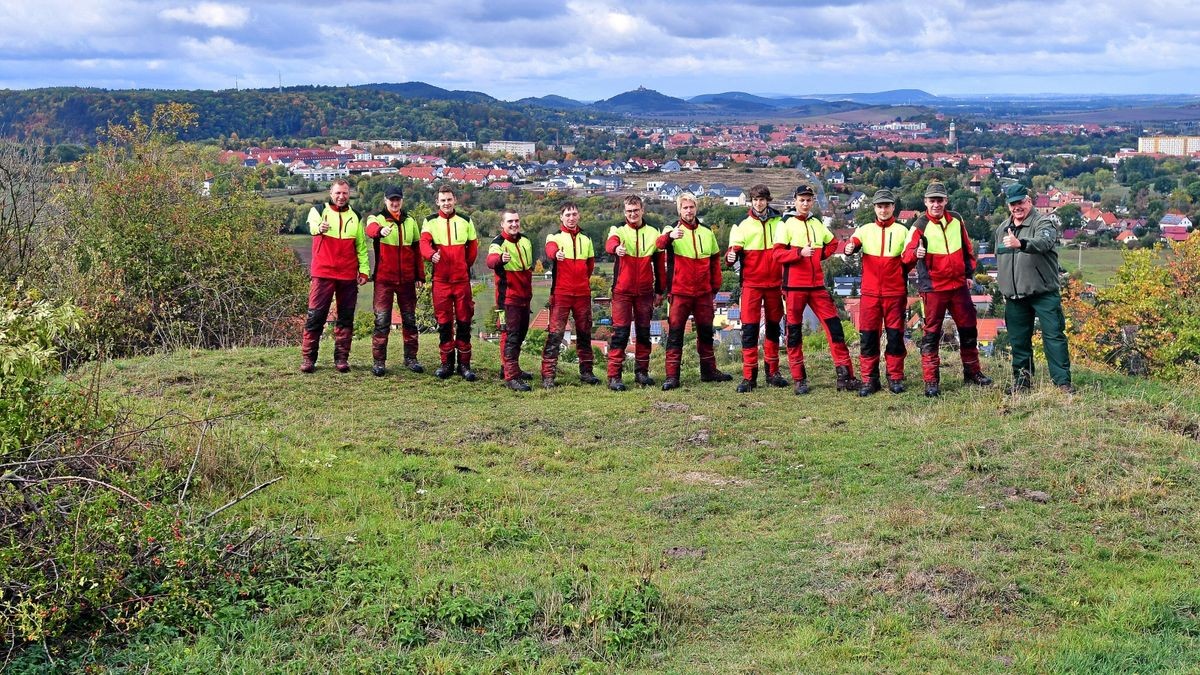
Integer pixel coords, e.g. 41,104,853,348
383,185,404,199
924,181,949,198
793,183,816,198
1002,183,1029,204
871,189,896,205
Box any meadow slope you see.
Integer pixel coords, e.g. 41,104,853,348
92,337,1200,672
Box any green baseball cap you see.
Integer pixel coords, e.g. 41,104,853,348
924,181,949,198
1003,183,1029,204
871,188,896,205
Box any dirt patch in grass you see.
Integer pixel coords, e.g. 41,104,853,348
672,471,750,487
869,565,1023,620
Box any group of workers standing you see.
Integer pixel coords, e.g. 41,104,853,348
299,177,1073,395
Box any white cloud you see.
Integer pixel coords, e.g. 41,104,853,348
160,3,249,28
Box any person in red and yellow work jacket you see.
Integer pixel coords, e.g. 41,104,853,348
364,185,425,377
487,209,535,392
419,185,479,381
300,179,369,374
772,184,860,395
655,192,731,391
605,195,664,391
902,181,993,397
844,189,912,396
540,202,600,388
726,184,786,393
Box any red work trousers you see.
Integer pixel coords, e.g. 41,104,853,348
432,280,474,367
607,292,654,379
498,302,531,380
739,286,783,380
371,280,419,363
540,294,594,378
920,286,982,383
857,294,907,382
301,277,357,362
664,294,717,380
784,288,852,381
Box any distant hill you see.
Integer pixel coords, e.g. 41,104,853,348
515,94,587,110
809,89,942,105
593,87,696,114
357,81,497,104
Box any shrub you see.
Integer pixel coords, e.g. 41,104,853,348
52,103,307,358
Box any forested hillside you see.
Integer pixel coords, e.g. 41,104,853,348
0,85,616,144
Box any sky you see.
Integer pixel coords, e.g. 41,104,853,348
2,0,1198,100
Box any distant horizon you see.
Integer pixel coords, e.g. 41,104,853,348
4,81,1197,104
4,1,1199,99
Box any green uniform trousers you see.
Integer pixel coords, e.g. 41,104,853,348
1005,290,1072,386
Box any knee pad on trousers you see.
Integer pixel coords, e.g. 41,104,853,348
610,326,631,350
373,310,391,336
824,317,846,344
634,324,652,347
860,330,881,357
438,322,453,344
920,331,940,355
400,310,418,332
696,323,714,346
741,323,759,349
885,328,906,355
456,321,472,342
786,323,803,348
335,310,354,330
304,308,329,334
958,326,978,350
543,332,564,359
765,321,781,342
665,327,685,350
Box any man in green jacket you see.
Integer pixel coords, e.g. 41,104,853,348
995,183,1073,393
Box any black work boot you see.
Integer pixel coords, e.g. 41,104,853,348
858,376,881,397
765,370,789,388
835,366,861,392
964,371,993,387
542,377,558,389
793,379,809,395
579,369,600,385
608,377,626,392
457,364,478,382
924,382,941,397
434,356,455,380
661,377,680,391
372,360,386,377
634,371,655,387
504,378,531,392
888,379,905,394
404,357,425,374
518,370,533,381
700,365,733,382
737,367,758,393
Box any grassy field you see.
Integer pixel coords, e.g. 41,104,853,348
1058,247,1137,287
80,337,1200,672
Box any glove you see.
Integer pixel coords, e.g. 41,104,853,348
357,273,369,285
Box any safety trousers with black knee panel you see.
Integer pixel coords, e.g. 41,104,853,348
499,303,530,380
302,277,358,362
371,280,420,364
607,292,654,378
919,286,982,383
783,288,852,381
540,294,594,378
738,286,783,380
857,294,907,382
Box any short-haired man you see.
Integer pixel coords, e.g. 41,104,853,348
605,195,664,391
903,181,993,397
844,189,912,395
655,192,731,390
540,202,600,388
772,184,859,394
726,184,787,392
420,185,479,381
487,209,535,392
996,183,1073,393
364,185,425,377
300,179,368,373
